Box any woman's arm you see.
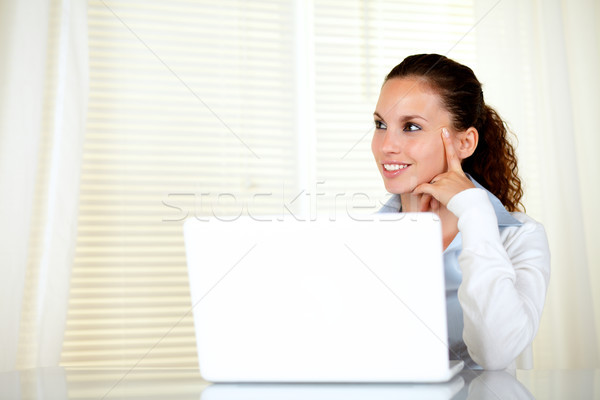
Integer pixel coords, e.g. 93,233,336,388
448,188,550,370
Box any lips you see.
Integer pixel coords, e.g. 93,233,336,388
381,162,410,178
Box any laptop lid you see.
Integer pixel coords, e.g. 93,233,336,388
183,213,461,382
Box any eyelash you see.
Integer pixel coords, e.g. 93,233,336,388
374,120,387,130
374,120,421,132
404,122,421,132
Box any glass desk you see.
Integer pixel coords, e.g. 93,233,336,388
0,367,598,399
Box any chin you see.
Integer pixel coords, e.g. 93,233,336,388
381,172,437,195
383,182,412,195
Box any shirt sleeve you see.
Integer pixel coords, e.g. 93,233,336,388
447,188,551,370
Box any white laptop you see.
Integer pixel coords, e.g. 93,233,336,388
183,213,463,383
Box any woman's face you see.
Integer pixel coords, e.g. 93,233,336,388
371,78,453,195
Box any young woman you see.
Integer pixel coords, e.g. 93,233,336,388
373,54,550,370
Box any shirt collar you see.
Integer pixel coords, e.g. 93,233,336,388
470,177,522,227
378,175,522,227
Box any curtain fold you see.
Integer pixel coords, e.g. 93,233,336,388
474,0,600,368
531,0,598,368
560,0,600,365
0,0,88,371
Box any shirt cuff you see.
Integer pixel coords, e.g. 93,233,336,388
447,188,500,243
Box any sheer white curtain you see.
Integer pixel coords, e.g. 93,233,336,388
0,0,88,371
474,0,600,368
3,0,596,372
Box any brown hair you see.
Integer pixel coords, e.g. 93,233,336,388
385,54,524,212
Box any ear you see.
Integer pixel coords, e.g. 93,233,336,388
456,127,478,160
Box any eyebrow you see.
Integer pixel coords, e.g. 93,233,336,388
373,111,428,122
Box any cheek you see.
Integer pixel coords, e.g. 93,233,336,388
424,145,446,172
405,139,435,158
410,139,445,171
424,144,443,163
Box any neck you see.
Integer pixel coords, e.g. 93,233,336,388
400,193,458,250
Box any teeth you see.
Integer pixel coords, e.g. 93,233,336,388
383,164,408,171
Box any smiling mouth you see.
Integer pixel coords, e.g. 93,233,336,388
383,163,409,171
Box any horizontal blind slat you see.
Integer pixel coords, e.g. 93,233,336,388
63,0,296,369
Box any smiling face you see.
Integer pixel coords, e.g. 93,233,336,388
371,77,453,195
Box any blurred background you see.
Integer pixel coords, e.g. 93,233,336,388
1,0,598,375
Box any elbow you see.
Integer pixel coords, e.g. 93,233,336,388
469,347,515,370
465,324,533,370
460,288,543,370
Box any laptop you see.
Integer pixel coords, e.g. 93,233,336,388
183,213,463,383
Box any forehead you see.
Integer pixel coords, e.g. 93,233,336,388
376,78,445,119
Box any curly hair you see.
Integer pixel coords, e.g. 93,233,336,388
384,54,524,212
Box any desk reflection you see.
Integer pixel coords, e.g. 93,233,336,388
200,371,534,400
5,367,599,399
201,376,464,400
463,370,534,399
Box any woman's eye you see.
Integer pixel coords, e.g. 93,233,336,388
404,122,421,132
374,120,387,130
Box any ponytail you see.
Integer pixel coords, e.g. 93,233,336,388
462,106,524,212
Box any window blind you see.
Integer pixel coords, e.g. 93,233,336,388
62,0,297,368
62,0,476,369
313,0,476,214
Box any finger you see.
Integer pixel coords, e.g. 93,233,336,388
430,197,441,214
419,193,433,212
442,128,462,172
412,182,430,196
412,183,436,202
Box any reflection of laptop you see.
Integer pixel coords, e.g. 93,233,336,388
183,213,463,383
200,378,465,400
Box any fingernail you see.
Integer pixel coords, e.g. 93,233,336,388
443,128,450,137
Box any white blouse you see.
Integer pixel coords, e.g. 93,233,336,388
379,181,551,370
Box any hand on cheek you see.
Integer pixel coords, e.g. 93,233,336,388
413,128,475,207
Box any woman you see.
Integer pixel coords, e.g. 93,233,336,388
373,54,550,370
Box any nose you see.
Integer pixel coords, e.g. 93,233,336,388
381,130,401,154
